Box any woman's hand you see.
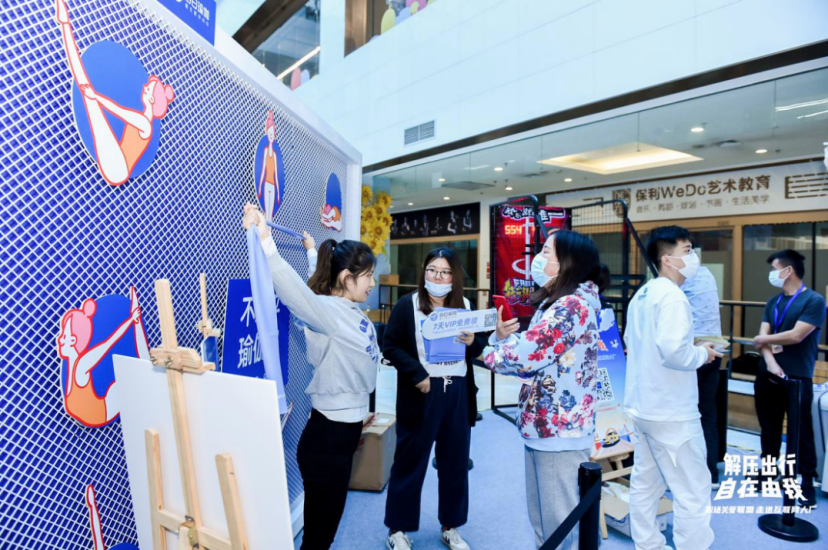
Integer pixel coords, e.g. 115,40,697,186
456,330,474,346
415,377,431,394
243,203,269,242
80,84,97,101
302,231,316,252
496,306,520,341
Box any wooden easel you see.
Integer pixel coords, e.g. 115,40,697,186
147,279,249,550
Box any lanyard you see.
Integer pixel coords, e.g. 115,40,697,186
773,284,806,333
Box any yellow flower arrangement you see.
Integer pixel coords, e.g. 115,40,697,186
361,186,393,256
361,185,373,203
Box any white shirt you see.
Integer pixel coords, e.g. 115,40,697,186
623,277,708,422
412,292,469,378
681,266,722,338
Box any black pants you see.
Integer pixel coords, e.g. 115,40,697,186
697,358,721,482
385,376,470,532
754,370,817,482
297,409,364,550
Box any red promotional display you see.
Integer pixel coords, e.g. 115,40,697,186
492,202,571,325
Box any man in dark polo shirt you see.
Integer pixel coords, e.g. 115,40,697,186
753,249,826,509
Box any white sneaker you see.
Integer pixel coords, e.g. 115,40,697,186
441,528,470,550
387,531,412,550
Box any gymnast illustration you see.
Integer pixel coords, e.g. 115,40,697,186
258,111,281,219
57,287,149,427
56,0,175,186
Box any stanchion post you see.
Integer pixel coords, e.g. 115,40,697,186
757,378,819,542
578,462,602,550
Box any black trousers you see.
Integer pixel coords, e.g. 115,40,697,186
297,409,364,550
385,376,471,532
697,358,721,482
754,370,818,482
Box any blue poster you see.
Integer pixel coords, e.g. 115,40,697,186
158,0,216,44
593,308,634,454
221,279,290,405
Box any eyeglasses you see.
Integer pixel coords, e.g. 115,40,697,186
426,268,453,280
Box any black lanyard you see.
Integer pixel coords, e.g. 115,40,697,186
773,285,805,333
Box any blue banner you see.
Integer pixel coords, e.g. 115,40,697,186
158,0,216,44
221,279,291,404
593,308,634,453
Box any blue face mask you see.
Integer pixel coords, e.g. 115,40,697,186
425,280,452,297
531,253,558,288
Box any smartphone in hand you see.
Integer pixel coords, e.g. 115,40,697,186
493,295,514,322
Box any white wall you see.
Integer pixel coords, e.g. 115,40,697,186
296,0,828,167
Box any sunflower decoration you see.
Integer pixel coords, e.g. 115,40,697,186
361,185,373,203
361,185,393,256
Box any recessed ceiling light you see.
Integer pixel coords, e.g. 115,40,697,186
538,143,703,175
691,126,705,133
438,178,446,182
756,149,768,154
407,202,414,206
564,178,573,183
443,196,450,200
505,186,513,191
389,205,394,208
494,167,504,172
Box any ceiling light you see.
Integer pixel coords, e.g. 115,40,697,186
407,202,414,206
277,46,321,80
438,178,446,182
494,167,504,172
564,178,573,183
797,109,828,119
775,98,828,111
465,164,489,171
443,196,450,200
691,126,705,133
755,149,768,154
538,143,703,175
505,186,513,191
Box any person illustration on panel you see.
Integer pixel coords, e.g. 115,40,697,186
413,219,419,234
391,218,398,236
447,211,457,234
422,214,429,236
56,0,175,187
462,210,473,232
57,287,149,427
402,217,411,235
258,111,282,220
433,216,442,232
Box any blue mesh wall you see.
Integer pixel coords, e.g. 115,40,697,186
0,1,353,547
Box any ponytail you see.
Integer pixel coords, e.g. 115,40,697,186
308,239,376,295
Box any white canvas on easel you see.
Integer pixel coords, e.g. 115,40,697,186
114,355,293,549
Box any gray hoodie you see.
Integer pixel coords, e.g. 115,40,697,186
262,237,379,413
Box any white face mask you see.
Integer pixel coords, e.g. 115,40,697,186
425,280,452,297
668,251,700,280
531,253,550,287
768,267,790,288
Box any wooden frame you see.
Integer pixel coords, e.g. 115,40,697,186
389,233,479,246
146,279,249,550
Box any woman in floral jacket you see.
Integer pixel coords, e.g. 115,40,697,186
484,229,601,550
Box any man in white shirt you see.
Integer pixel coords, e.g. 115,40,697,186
681,265,723,488
624,226,722,550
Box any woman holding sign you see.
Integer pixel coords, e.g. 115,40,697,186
243,205,379,550
484,230,602,550
382,248,487,550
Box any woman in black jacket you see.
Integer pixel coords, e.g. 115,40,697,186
382,247,487,550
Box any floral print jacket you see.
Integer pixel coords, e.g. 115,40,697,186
484,281,601,451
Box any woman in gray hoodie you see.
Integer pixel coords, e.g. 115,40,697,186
244,205,379,550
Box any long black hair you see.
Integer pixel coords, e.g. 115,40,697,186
417,247,465,315
308,239,376,295
530,229,600,310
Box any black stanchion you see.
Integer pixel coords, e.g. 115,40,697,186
539,462,602,550
757,378,819,542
